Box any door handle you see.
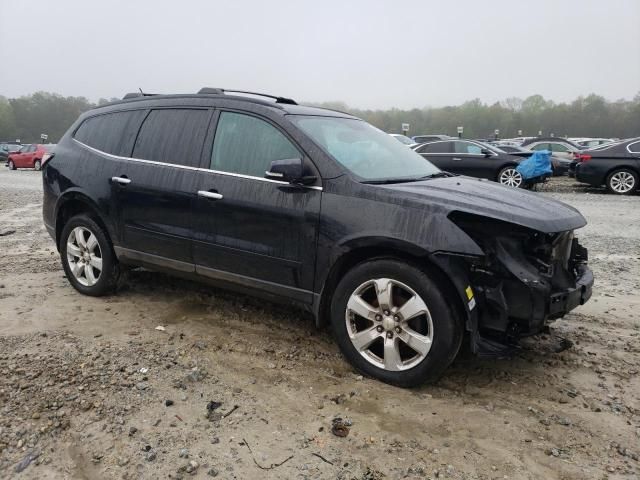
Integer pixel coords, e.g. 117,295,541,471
198,190,223,200
452,157,462,161
111,176,131,185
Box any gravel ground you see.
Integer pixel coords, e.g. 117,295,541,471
0,169,639,480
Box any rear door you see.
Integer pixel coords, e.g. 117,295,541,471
191,110,321,303
415,141,454,171
116,108,213,268
451,141,492,178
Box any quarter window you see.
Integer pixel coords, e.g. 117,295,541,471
132,109,211,167
74,110,147,156
211,112,299,177
628,141,640,153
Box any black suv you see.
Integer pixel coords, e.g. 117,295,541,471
42,89,593,387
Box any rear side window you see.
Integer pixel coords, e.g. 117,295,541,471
417,141,451,154
211,111,299,177
74,110,146,156
132,109,211,167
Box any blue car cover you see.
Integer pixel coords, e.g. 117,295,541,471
516,150,553,180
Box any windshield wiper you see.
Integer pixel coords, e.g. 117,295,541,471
362,172,453,184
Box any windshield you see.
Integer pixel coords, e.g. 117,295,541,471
290,116,440,182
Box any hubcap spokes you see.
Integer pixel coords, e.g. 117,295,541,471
66,227,102,287
611,172,634,193
345,278,433,371
500,169,522,188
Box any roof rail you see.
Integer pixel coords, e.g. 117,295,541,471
196,87,297,105
122,92,158,100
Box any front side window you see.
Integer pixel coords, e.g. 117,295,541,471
290,116,440,182
211,112,299,177
133,109,211,167
75,110,147,156
532,143,549,151
454,141,483,154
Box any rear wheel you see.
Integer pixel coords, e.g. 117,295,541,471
606,169,637,195
34,159,41,171
60,214,120,296
497,166,523,188
330,258,463,387
8,160,15,170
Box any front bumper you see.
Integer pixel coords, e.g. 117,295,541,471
548,264,593,317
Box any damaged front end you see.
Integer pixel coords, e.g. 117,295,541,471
447,212,593,356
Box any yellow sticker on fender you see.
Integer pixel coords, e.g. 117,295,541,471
465,286,474,300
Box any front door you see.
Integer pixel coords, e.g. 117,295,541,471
116,108,213,268
192,110,321,303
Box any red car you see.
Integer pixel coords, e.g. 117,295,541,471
8,144,56,171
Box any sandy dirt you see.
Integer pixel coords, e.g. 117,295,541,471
0,169,638,480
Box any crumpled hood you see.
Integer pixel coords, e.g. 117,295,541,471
380,176,586,233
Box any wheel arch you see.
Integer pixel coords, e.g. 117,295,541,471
605,164,640,183
314,239,469,331
54,191,115,251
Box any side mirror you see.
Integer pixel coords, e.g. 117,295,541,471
265,158,316,185
481,148,493,157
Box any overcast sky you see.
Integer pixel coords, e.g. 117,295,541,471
1,0,639,109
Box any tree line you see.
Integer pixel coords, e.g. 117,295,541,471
1,91,639,144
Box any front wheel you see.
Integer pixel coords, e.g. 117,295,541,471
8,160,16,170
497,166,523,188
330,258,463,387
34,159,41,171
60,214,120,296
606,169,638,195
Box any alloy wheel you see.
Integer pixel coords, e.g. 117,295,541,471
609,171,636,194
499,168,523,188
345,278,433,371
66,226,103,286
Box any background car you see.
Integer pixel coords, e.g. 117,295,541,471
521,137,583,161
389,134,418,147
497,144,572,176
412,134,455,144
570,138,616,149
7,144,56,170
575,138,640,194
414,139,529,187
1,142,22,165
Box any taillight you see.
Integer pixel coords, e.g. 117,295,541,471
42,153,55,166
579,154,591,162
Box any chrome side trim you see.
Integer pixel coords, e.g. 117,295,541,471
72,138,323,191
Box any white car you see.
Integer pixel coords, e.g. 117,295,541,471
389,134,418,148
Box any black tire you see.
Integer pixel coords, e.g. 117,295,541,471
606,168,638,195
497,165,524,188
59,214,120,296
34,159,41,171
8,160,15,170
330,258,463,387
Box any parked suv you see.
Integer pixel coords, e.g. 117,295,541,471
42,89,593,386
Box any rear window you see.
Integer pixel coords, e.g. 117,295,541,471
74,110,147,156
132,109,211,167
